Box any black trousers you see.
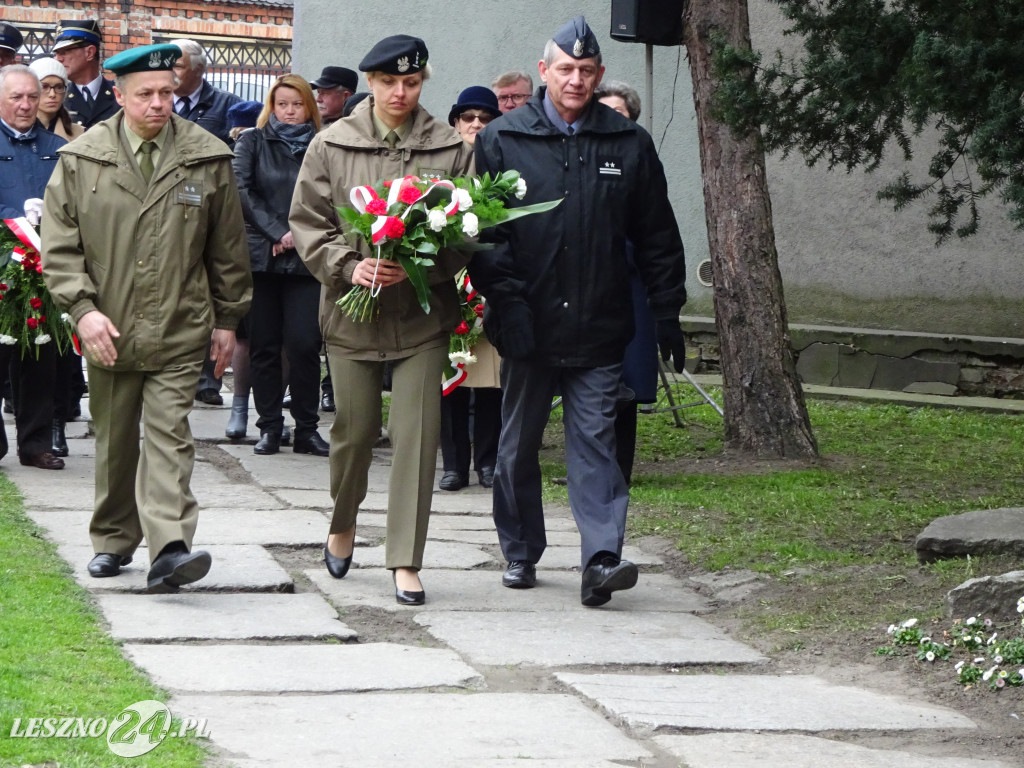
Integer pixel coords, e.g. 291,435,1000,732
0,342,56,457
53,346,86,422
248,272,323,439
439,387,502,475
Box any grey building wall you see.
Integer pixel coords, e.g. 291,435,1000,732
293,1,1023,340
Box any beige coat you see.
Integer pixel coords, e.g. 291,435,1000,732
289,97,475,361
41,113,252,371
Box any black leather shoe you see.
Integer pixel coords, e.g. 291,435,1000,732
293,432,329,456
324,545,352,579
281,425,292,446
52,418,68,457
321,390,335,412
87,553,132,578
581,556,638,607
439,470,469,491
393,571,425,606
254,431,281,455
147,545,212,594
195,388,223,406
502,560,537,589
477,466,495,488
20,451,64,470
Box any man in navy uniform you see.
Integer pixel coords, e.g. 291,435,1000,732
470,16,687,606
0,22,23,67
53,19,118,128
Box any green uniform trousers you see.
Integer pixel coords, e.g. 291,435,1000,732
327,345,447,571
87,358,203,564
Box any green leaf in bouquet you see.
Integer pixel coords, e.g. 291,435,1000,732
396,253,432,314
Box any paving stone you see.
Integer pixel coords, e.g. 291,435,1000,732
57,544,292,592
536,544,661,570
555,674,977,734
28,508,331,548
124,643,483,692
427,528,580,546
308,568,709,613
655,733,1012,768
98,593,355,641
218,443,334,489
947,570,1024,620
272,488,332,509
351,541,494,569
416,610,766,666
171,693,650,765
917,507,1024,562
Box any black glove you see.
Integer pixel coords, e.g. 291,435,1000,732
656,318,687,373
496,302,535,360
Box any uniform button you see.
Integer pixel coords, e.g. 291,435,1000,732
562,302,569,308
136,313,144,319
137,260,143,266
137,361,144,368
379,352,386,359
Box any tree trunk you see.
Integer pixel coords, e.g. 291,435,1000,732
684,0,818,458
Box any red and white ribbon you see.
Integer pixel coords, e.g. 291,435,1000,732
3,217,41,261
442,362,467,395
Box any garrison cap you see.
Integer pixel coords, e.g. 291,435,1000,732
103,43,181,76
310,66,358,92
52,19,102,53
0,22,23,55
358,35,428,75
553,15,600,59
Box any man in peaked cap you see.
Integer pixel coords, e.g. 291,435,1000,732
310,65,358,127
42,43,252,594
0,22,23,66
469,15,688,606
53,19,118,128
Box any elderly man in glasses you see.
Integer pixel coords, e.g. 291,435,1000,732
491,70,533,113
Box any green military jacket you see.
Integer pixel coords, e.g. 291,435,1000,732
41,113,252,371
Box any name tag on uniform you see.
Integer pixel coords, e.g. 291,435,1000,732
176,181,203,206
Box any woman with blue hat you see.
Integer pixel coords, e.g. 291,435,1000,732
290,34,475,606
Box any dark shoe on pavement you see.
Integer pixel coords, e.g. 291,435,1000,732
281,424,292,446
321,389,336,412
439,470,469,491
477,466,495,488
324,545,353,579
195,388,223,406
293,432,330,456
52,418,68,457
20,451,64,470
580,555,638,607
87,553,132,578
254,430,281,455
393,571,425,606
502,560,537,589
147,543,212,594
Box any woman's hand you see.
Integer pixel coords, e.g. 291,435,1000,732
351,258,408,288
272,231,296,257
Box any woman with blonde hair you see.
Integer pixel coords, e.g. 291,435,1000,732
29,57,83,142
232,74,328,457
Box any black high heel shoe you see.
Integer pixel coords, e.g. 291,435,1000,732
324,543,352,579
393,570,425,606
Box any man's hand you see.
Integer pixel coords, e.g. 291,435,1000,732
656,318,687,374
352,258,408,288
77,311,121,367
209,329,237,379
499,302,535,360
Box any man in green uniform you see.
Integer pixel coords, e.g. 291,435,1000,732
42,44,252,592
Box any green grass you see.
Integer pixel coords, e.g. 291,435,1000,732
0,477,209,767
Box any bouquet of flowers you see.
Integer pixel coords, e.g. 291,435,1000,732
335,170,559,322
442,268,484,395
0,218,76,358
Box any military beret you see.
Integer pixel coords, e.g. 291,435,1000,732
103,43,181,76
227,100,263,129
310,66,358,92
0,22,23,54
52,19,102,53
358,35,428,75
553,15,600,60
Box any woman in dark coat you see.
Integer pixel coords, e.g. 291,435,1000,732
232,74,328,456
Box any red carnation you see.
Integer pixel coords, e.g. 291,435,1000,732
39,315,46,322
366,198,388,215
382,180,393,188
383,216,405,239
473,303,484,317
26,317,38,329
399,186,422,204
29,297,42,309
454,321,470,335
0,283,8,290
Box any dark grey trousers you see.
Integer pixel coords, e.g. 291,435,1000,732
493,359,628,568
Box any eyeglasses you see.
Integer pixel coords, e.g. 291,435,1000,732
41,84,67,95
458,111,495,124
497,93,530,105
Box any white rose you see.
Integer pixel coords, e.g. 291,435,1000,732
515,177,527,199
461,212,479,238
455,188,473,210
0,335,16,345
427,209,447,232
34,334,51,345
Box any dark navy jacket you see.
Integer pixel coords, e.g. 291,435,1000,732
470,87,686,368
66,79,119,128
180,80,242,147
0,120,66,220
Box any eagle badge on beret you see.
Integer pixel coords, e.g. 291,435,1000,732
397,56,409,73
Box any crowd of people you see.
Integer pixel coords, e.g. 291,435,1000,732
1,13,686,607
